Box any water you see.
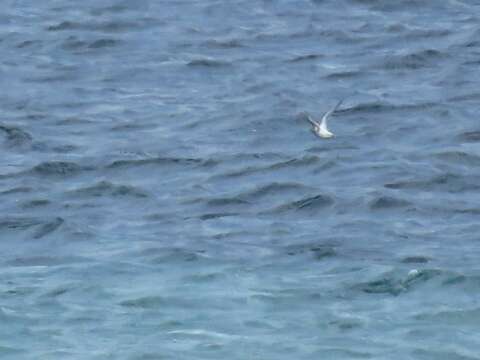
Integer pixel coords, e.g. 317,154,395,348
1,0,480,358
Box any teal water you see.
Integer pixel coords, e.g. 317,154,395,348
1,0,480,358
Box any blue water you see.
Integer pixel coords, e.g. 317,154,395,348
2,0,480,358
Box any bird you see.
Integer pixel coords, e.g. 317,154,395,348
306,99,344,138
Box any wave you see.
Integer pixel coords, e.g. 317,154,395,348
381,49,447,70
0,216,64,239
369,195,412,210
107,156,214,169
187,58,231,67
288,54,323,63
239,182,310,200
355,269,442,296
30,161,89,177
69,181,149,199
385,173,480,193
458,130,480,142
0,124,32,147
267,194,334,214
47,20,147,33
284,242,336,261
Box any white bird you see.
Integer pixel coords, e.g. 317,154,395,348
306,99,344,138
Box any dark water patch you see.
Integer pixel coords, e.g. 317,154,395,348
458,130,480,142
268,156,320,170
52,144,79,153
61,36,87,50
312,348,372,359
88,38,119,49
61,37,119,51
403,28,451,40
0,187,32,195
325,70,363,80
412,348,478,360
0,124,32,147
6,256,81,267
120,296,167,309
0,217,41,231
47,21,82,31
288,54,323,63
90,4,130,16
382,49,447,70
33,217,64,239
415,308,480,326
182,272,225,283
206,197,250,207
356,277,404,296
318,29,366,44
341,101,394,115
433,151,480,166
16,39,42,49
385,173,480,193
69,181,148,199
111,122,156,132
268,194,334,214
56,117,94,126
198,213,239,220
48,20,143,33
284,243,336,261
369,195,411,210
187,58,231,67
204,38,244,49
148,248,205,264
401,256,430,264
20,199,50,209
356,269,442,296
240,182,310,201
204,156,306,180
107,156,210,170
30,161,89,177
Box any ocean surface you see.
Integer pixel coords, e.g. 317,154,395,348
1,0,480,358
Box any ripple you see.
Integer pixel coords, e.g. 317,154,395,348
369,195,411,210
69,181,149,199
107,156,212,169
401,256,431,264
267,194,334,214
187,58,231,67
433,151,480,166
240,182,310,200
33,217,64,239
284,243,336,260
385,173,480,193
458,130,480,142
355,269,443,296
288,54,323,63
382,49,448,70
0,216,64,239
30,161,89,177
47,20,143,33
0,187,32,195
0,124,32,147
88,38,119,49
204,38,244,49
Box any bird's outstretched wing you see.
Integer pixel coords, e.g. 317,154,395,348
320,98,344,128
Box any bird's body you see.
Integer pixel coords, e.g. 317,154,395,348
307,99,344,139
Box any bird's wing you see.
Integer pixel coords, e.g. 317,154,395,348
306,114,320,127
320,98,344,128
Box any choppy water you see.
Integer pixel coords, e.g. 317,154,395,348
2,0,480,358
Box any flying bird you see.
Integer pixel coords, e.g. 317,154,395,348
306,99,344,138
